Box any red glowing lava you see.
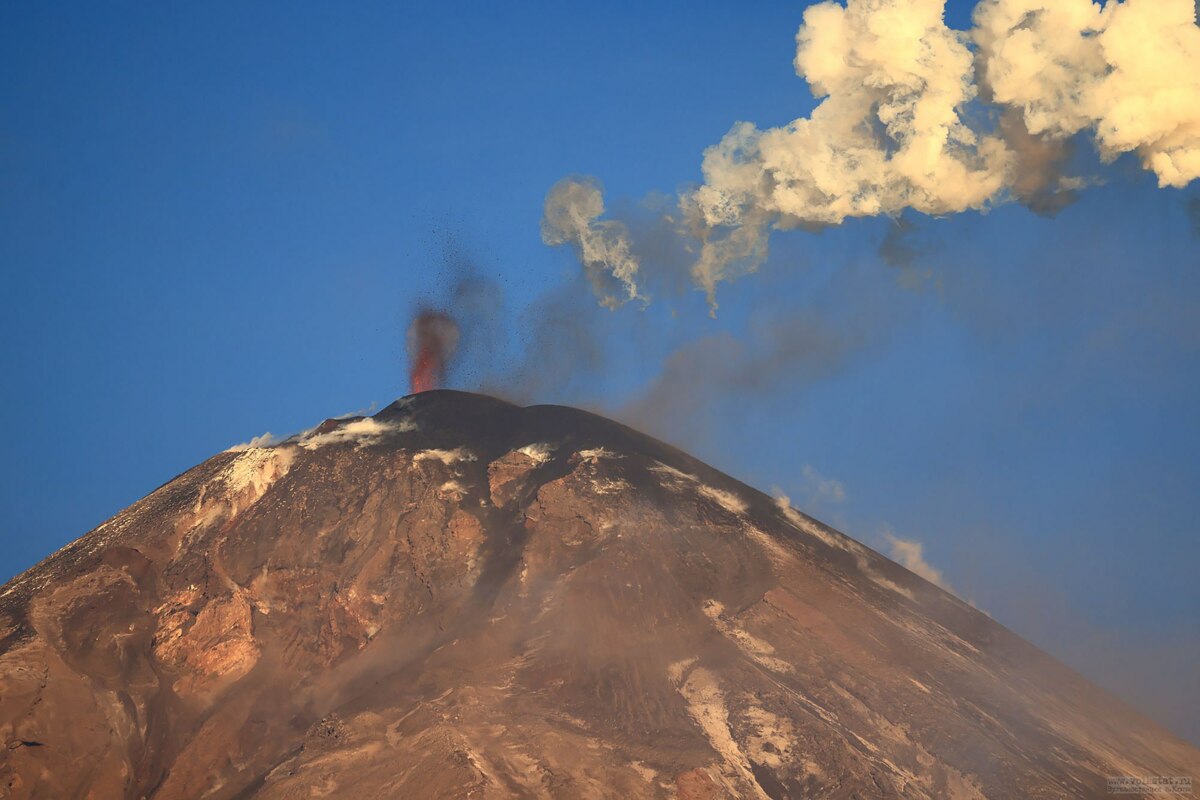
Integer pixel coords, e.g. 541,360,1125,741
407,312,459,394
410,349,439,393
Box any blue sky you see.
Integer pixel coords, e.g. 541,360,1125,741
2,2,1197,740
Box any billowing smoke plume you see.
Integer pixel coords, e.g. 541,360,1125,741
975,0,1200,189
541,176,644,309
546,0,1200,311
684,0,1012,308
407,311,459,394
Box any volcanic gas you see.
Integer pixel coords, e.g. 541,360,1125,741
407,311,459,394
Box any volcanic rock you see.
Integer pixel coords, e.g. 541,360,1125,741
0,391,1196,798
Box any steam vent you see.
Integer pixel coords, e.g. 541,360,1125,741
1,391,1197,798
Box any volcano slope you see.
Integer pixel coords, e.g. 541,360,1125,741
1,391,1196,799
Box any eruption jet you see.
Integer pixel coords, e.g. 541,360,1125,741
407,311,459,393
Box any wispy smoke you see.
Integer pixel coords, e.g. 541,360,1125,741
620,310,874,449
800,464,847,504
877,215,947,291
883,528,954,593
546,0,1200,310
227,432,283,452
541,176,644,309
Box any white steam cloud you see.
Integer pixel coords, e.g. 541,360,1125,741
547,0,1200,310
541,176,644,309
684,0,1011,307
226,432,284,452
975,0,1200,190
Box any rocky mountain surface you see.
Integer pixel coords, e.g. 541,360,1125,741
1,391,1197,798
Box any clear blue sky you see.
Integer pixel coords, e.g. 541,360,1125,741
2,2,1197,741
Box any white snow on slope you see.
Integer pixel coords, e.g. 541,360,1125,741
218,447,296,496
576,447,620,462
772,491,918,599
414,447,477,465
518,443,555,464
299,417,416,450
651,461,747,515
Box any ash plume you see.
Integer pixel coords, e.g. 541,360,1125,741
400,235,512,396
620,318,857,443
995,109,1081,216
616,260,902,455
496,278,608,404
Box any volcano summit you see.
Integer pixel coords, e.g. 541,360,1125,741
0,391,1196,798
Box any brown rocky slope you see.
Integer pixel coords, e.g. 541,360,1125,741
1,390,1196,798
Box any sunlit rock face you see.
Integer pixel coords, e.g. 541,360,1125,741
1,391,1196,799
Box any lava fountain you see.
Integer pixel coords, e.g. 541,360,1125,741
407,311,459,393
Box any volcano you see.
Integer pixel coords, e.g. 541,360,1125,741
1,391,1196,798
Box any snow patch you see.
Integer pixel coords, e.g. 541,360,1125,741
651,462,746,516
667,657,697,684
703,599,793,674
649,462,693,483
414,447,477,465
517,442,555,464
743,705,796,770
771,492,917,598
772,492,861,553
697,484,747,515
630,762,657,783
743,525,796,568
670,664,770,800
589,477,629,496
861,563,915,600
575,447,619,462
299,417,415,450
219,447,295,497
